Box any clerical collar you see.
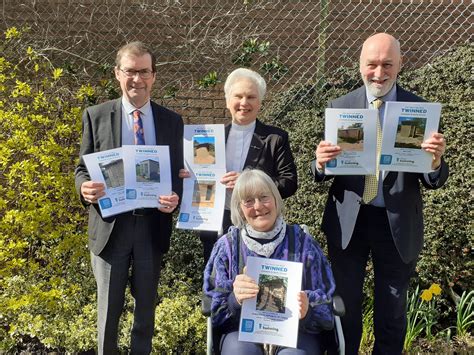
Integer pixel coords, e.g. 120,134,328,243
231,120,256,132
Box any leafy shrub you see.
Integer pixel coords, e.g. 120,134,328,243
0,27,98,352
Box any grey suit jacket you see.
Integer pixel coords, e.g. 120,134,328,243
75,98,184,255
225,119,298,199
311,85,449,263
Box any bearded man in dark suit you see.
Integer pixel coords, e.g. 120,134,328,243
75,41,183,354
311,33,448,354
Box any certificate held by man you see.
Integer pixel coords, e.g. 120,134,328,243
324,108,378,175
380,102,441,173
176,124,226,232
122,145,172,209
82,148,130,217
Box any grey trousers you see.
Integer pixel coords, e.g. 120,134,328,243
91,212,163,355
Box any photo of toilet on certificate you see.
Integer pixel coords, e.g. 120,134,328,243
324,108,378,175
122,145,172,209
239,256,303,348
177,124,226,232
82,148,131,218
380,102,441,173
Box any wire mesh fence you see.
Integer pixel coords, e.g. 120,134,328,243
1,0,472,120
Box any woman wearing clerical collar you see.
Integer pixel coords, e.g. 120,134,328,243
180,68,298,263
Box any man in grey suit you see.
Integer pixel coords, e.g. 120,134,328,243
75,42,183,354
312,33,448,354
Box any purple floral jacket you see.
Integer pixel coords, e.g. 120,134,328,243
203,224,336,334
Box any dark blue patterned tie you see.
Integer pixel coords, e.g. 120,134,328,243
133,110,145,145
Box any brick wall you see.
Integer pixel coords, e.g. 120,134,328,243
1,0,471,123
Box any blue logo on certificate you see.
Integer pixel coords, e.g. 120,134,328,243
380,155,392,165
179,213,189,222
241,319,254,333
126,189,137,199
326,159,337,168
99,198,112,209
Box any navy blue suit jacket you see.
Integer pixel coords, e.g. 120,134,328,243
311,85,449,263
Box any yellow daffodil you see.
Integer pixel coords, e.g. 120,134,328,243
420,289,433,302
429,283,442,296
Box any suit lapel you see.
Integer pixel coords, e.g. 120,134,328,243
151,101,165,145
244,120,265,168
225,124,231,143
352,86,368,109
112,98,122,148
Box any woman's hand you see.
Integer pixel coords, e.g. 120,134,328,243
297,291,309,319
179,169,191,178
233,271,259,305
220,171,239,189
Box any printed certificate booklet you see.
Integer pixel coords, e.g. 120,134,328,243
239,256,303,348
82,148,131,217
177,124,226,232
380,102,441,173
122,145,172,209
325,108,378,175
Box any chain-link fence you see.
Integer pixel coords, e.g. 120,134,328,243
1,0,472,120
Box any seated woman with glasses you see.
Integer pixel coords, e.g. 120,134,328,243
203,169,335,355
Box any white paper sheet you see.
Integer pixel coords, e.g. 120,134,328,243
239,256,303,348
325,108,378,175
380,102,441,173
177,124,226,231
122,145,172,209
82,148,131,217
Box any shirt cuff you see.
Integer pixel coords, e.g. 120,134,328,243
424,164,441,183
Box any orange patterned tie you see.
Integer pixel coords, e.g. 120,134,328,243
362,99,383,204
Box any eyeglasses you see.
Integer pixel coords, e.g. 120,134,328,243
241,195,273,208
120,68,154,79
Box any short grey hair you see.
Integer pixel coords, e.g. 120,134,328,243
230,169,283,228
224,68,267,101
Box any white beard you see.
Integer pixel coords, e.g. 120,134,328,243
364,76,396,97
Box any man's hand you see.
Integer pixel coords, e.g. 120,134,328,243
81,181,105,204
158,191,179,213
421,132,446,170
220,171,240,189
315,141,342,170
